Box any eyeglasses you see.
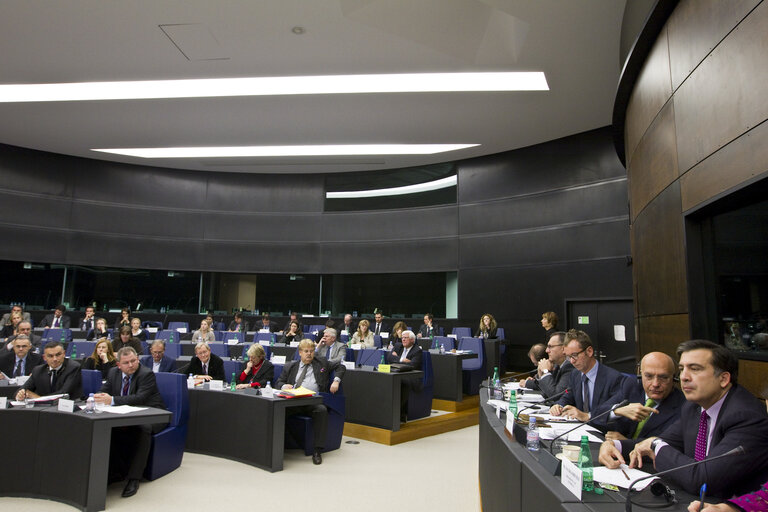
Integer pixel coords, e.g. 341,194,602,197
546,343,563,349
565,348,586,361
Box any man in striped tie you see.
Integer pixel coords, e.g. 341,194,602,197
598,340,768,499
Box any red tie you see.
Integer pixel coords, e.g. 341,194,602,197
694,410,709,461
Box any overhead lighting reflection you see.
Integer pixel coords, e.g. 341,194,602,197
92,144,478,158
326,175,457,199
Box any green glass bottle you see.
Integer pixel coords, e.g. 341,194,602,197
230,372,236,391
508,389,517,417
578,434,594,492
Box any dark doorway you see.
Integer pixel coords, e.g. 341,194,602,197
566,298,636,374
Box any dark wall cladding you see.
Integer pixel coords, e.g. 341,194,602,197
0,125,632,330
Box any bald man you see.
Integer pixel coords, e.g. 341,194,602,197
600,352,685,441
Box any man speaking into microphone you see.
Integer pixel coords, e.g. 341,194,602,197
599,340,768,498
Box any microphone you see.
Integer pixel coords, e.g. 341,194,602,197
548,399,630,454
516,387,571,421
624,446,744,512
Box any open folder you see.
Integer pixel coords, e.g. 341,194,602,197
276,386,317,398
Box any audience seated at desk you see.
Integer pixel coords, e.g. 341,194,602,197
236,343,274,388
4,321,42,353
78,305,96,332
191,318,215,343
521,331,574,399
112,326,144,354
94,347,168,498
0,334,42,378
228,312,248,333
87,317,110,341
476,313,498,339
601,352,685,441
417,313,438,339
0,310,22,338
258,314,279,333
280,320,303,344
599,340,768,499
276,338,345,465
315,328,345,363
130,317,147,342
527,342,547,366
16,341,83,400
114,307,131,331
549,329,625,429
351,319,375,348
188,341,225,381
389,321,407,348
141,340,176,373
82,338,117,378
372,312,389,337
281,311,302,334
388,330,423,423
339,313,356,336
1,304,31,326
41,304,70,329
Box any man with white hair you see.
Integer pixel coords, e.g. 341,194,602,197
315,328,346,363
389,330,423,423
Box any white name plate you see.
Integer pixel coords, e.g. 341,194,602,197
58,398,75,413
209,380,224,391
560,457,583,500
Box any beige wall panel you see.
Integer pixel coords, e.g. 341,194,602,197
667,0,760,90
625,26,673,166
681,120,768,212
633,182,687,317
637,313,690,359
738,359,768,399
628,100,679,221
674,1,768,174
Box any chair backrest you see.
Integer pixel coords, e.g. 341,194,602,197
221,331,245,344
254,332,275,343
42,328,72,342
162,343,182,359
81,369,102,397
421,350,434,386
212,322,227,331
373,335,382,348
434,336,454,351
155,330,179,343
496,327,505,340
208,343,228,358
69,340,96,358
167,321,189,332
142,321,163,329
222,359,245,382
155,372,189,428
452,327,472,339
272,364,284,383
213,330,224,342
459,337,485,370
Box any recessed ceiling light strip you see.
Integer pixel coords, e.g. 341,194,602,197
92,144,478,158
326,175,457,198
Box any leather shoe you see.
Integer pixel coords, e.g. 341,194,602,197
312,450,323,465
122,479,140,497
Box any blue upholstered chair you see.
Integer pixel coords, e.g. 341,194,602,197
223,359,245,383
221,331,245,344
143,372,189,480
452,327,472,339
434,336,454,351
208,343,228,358
167,321,189,333
284,390,346,456
459,336,486,395
81,369,103,398
357,348,384,367
407,350,434,420
42,328,73,343
254,332,276,343
154,330,181,344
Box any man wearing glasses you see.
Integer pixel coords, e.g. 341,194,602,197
140,340,175,373
549,329,625,429
520,331,574,399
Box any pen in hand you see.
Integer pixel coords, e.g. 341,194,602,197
699,483,707,509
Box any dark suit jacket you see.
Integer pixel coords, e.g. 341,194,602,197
257,321,279,333
609,378,686,439
475,327,498,338
388,343,423,370
187,353,225,381
100,364,166,409
418,324,438,338
4,333,43,351
239,359,275,387
525,360,575,399
556,361,626,429
623,384,768,498
372,321,389,336
23,358,83,398
140,354,176,373
0,351,42,377
41,313,71,329
276,356,345,392
78,316,96,332
228,320,249,332
112,337,144,355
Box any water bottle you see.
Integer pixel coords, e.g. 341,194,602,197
491,366,501,400
169,331,174,344
433,337,438,349
439,343,445,354
526,416,540,451
380,353,386,365
70,343,77,359
187,373,195,389
508,389,517,418
578,435,594,491
60,329,66,344
85,393,95,414
263,380,273,398
230,372,236,391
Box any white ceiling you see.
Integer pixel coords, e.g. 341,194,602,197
0,0,626,174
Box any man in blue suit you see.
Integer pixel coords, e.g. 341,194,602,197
550,329,626,430
140,340,175,373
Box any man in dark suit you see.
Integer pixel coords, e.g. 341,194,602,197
388,330,423,423
601,352,685,440
550,329,626,430
276,338,345,465
599,340,768,498
0,335,42,378
16,341,82,400
228,312,249,332
40,304,71,329
95,346,167,498
140,340,175,373
339,314,356,335
521,331,575,399
78,306,96,332
315,328,346,363
257,314,279,333
187,341,225,381
417,313,439,339
3,321,42,353
372,312,389,337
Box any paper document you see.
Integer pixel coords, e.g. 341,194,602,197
279,386,316,397
101,405,148,414
614,325,626,341
593,465,655,490
538,425,602,443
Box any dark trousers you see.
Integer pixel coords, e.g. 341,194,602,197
286,404,328,450
110,422,168,480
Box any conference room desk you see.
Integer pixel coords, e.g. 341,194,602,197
430,351,477,401
269,344,297,360
478,388,695,512
342,367,423,431
0,405,171,512
0,382,20,398
185,387,322,472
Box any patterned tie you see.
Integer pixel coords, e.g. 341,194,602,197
695,410,709,461
632,398,657,439
53,317,59,328
203,363,208,375
582,374,590,412
14,360,23,377
295,363,309,387
122,376,130,396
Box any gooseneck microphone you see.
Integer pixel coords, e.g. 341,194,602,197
624,445,744,512
516,387,571,421
548,399,630,455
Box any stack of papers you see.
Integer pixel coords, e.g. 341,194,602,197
593,465,655,490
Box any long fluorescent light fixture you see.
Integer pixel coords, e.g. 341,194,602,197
327,175,457,199
92,144,478,158
0,72,548,102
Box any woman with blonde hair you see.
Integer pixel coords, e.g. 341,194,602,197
82,338,117,378
351,319,375,348
236,344,275,389
476,313,498,339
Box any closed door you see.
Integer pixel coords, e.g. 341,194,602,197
567,299,635,374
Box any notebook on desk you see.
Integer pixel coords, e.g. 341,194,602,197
388,363,414,372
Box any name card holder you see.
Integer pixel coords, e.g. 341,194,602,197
58,398,75,413
378,364,391,373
